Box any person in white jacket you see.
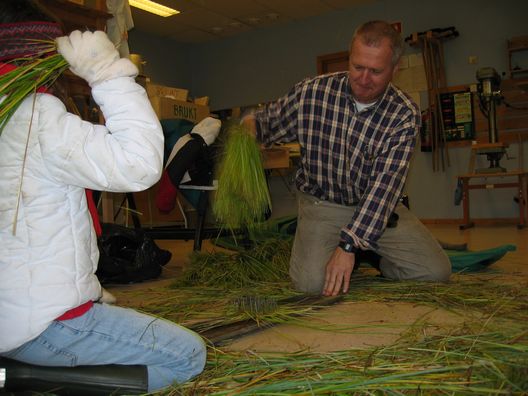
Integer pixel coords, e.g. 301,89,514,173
0,0,206,391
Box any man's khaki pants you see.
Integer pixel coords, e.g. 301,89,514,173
289,192,451,294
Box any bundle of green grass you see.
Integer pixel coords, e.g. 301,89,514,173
213,122,272,230
0,42,68,134
175,238,291,288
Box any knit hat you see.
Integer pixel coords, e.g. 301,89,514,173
0,21,63,61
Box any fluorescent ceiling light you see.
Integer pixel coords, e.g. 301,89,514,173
129,0,180,17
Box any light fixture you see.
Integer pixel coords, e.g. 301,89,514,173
129,0,180,17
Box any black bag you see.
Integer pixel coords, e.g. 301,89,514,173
96,223,171,284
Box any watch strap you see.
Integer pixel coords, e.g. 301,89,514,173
338,240,358,253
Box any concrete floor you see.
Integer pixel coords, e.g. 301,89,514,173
107,223,527,353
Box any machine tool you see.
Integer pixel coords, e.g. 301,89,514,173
474,66,508,173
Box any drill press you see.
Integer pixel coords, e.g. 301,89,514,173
474,67,508,173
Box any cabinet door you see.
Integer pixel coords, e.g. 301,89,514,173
42,0,110,33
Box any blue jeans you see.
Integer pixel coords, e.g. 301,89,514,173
1,303,206,392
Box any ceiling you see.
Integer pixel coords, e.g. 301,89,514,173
130,0,375,43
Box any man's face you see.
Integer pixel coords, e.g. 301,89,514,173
348,37,398,104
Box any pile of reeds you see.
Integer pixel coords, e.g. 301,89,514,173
117,267,527,341
119,282,307,335
174,238,291,288
150,277,527,394
114,272,527,395
0,42,67,134
168,328,527,395
213,122,272,231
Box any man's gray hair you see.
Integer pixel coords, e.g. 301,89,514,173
349,20,404,66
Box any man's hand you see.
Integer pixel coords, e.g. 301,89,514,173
323,248,355,296
240,113,257,137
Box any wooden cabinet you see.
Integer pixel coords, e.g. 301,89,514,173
42,0,110,33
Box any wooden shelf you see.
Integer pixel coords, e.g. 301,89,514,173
42,0,110,32
511,68,528,76
507,36,528,79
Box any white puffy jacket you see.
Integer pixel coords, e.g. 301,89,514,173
0,76,164,352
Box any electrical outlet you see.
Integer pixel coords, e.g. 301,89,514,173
468,56,478,64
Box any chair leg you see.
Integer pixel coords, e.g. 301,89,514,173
126,193,142,229
193,190,209,251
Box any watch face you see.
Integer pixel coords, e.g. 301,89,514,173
339,240,359,253
339,241,354,252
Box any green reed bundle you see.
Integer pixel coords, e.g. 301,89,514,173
175,238,291,288
0,42,68,135
213,122,272,230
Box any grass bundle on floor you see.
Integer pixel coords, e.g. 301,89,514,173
174,238,291,288
213,122,272,231
0,42,68,134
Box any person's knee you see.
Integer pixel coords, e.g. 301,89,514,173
194,337,207,376
181,332,207,381
290,269,325,294
424,254,451,282
151,330,206,390
380,252,451,282
292,280,324,294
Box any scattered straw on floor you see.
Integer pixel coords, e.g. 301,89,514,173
115,268,527,395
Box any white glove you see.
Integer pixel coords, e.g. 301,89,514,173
99,287,117,304
191,117,221,146
56,30,138,87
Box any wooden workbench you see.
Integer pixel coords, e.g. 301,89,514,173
457,170,528,229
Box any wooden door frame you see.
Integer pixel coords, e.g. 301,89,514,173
316,51,349,75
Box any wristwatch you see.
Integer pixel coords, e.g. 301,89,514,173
338,240,358,254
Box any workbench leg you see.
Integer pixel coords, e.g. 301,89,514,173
518,175,526,229
459,178,474,230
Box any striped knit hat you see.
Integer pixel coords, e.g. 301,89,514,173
0,21,63,61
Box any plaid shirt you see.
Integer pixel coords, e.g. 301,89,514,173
255,71,420,250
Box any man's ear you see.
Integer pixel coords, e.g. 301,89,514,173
392,63,400,78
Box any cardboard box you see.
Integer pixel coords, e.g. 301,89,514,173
146,83,189,101
149,96,210,123
128,184,186,227
194,96,210,106
262,146,290,169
